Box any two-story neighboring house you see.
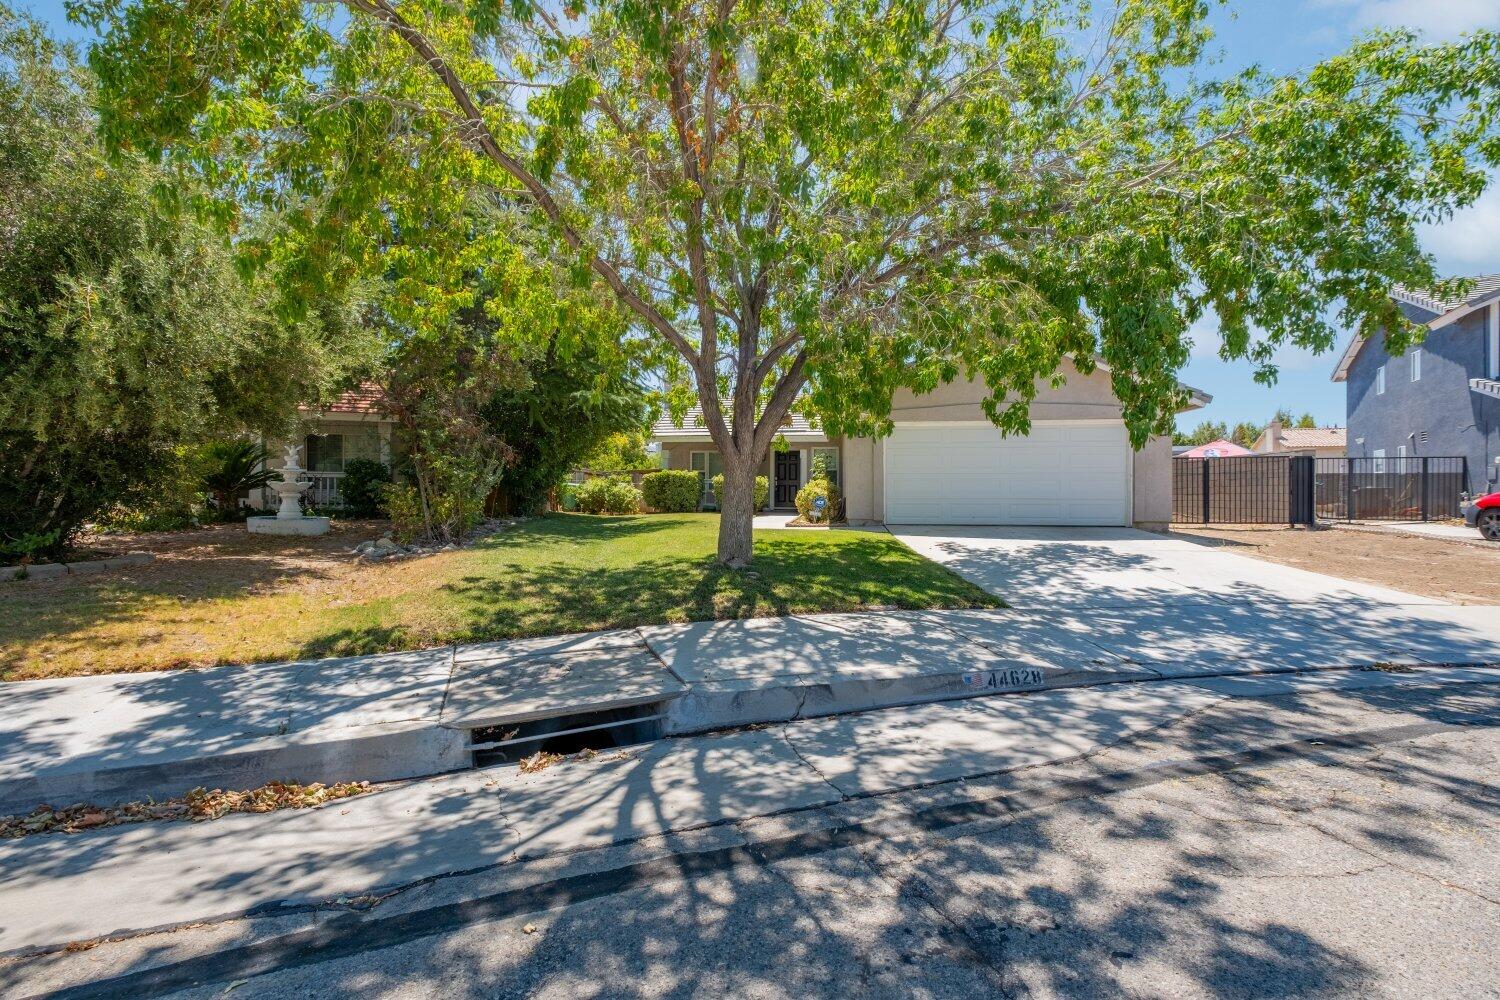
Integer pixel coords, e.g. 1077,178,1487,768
1331,275,1500,494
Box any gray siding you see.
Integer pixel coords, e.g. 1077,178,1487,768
1345,304,1500,493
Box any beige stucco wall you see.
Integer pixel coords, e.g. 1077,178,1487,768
662,439,841,508
658,362,1184,527
1131,434,1173,530
847,361,1178,529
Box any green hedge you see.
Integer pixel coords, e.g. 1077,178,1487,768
576,476,642,514
640,469,701,512
711,474,770,512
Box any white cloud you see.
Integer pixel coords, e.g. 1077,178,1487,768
1313,0,1500,39
1421,182,1500,275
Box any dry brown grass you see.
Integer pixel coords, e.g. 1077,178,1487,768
1171,523,1500,604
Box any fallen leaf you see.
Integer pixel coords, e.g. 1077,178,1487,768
518,751,563,774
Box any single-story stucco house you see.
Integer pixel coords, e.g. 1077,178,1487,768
254,382,396,510
651,359,1211,530
1251,421,1347,458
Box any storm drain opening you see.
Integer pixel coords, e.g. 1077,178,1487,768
469,701,668,768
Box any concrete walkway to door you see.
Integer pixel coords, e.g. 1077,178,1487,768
887,524,1500,671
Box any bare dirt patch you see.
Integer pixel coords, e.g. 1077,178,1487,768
1171,523,1500,604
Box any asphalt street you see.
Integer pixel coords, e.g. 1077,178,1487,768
5,678,1497,1000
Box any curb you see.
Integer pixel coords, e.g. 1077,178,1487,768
0,721,468,818
1,552,154,583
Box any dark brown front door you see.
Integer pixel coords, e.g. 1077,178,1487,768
774,450,801,508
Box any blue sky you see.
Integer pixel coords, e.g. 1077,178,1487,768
17,0,1500,430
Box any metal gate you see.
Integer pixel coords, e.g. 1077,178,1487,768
1314,456,1467,521
1172,455,1314,525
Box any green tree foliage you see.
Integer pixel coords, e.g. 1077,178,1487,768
1273,407,1318,429
379,306,525,543
796,453,840,520
1230,421,1262,449
1173,420,1229,447
484,338,651,515
581,431,657,472
72,0,1500,564
1175,408,1321,446
0,8,367,559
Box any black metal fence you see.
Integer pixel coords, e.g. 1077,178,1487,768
1173,454,1466,525
1172,455,1313,525
1314,456,1467,521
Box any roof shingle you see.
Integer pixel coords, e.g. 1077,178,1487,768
1275,426,1346,449
1392,274,1500,315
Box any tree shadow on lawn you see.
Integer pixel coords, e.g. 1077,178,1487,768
296,530,997,660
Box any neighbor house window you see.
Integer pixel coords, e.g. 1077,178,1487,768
690,451,724,503
305,434,344,473
1396,444,1407,460
811,447,840,487
1375,365,1386,395
1372,448,1386,473
1409,348,1421,382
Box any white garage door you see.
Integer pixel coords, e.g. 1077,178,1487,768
883,422,1132,525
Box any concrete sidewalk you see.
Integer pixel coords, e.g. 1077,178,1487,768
1331,519,1490,546
0,665,1496,956
6,597,1500,815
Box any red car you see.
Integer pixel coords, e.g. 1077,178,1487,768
1463,491,1500,541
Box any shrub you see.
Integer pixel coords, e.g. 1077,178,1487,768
711,474,769,511
198,441,274,518
340,458,391,516
576,477,641,514
381,481,486,543
640,470,702,512
556,482,581,511
795,478,839,521
381,483,424,542
97,499,202,534
92,450,209,536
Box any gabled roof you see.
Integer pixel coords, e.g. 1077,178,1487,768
299,381,388,416
1175,439,1251,458
651,406,828,442
1392,275,1500,315
1274,426,1346,450
1333,276,1500,382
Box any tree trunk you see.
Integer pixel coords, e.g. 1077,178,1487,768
715,450,759,568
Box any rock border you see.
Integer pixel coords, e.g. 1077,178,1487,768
0,552,154,583
350,516,530,562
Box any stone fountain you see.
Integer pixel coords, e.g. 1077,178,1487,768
247,444,331,536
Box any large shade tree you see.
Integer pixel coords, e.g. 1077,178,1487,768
0,6,368,559
72,0,1500,564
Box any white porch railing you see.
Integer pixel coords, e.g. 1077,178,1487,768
304,472,345,507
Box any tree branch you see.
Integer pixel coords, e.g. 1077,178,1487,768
341,0,701,367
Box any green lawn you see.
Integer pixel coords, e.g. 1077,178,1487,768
1,514,999,680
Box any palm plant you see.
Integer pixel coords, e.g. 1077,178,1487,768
199,441,274,518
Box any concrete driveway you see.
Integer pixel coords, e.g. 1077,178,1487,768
889,525,1500,668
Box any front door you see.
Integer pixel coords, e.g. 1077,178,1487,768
774,450,801,508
